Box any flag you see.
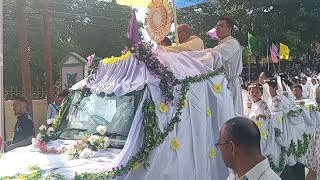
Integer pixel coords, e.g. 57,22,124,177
207,27,218,40
248,32,258,56
280,43,290,60
270,43,279,63
127,11,140,44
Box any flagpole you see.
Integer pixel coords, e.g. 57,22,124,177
249,56,251,82
267,46,270,72
0,0,4,151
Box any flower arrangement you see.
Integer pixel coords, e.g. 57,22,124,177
36,125,56,143
36,141,66,154
103,51,132,65
66,125,111,159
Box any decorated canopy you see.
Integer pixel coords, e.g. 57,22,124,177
115,0,208,8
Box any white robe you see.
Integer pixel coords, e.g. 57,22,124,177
205,36,243,115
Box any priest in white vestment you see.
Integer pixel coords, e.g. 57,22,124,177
205,17,243,115
158,24,204,53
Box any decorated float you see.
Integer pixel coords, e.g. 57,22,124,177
0,0,320,179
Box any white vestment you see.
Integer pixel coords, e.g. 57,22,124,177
205,36,243,115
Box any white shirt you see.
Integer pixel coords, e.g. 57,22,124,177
302,84,311,98
262,84,270,102
205,36,243,115
227,158,281,180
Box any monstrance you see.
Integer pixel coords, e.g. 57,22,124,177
145,0,174,43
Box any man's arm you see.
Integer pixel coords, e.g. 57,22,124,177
159,38,204,52
5,136,32,152
212,39,240,62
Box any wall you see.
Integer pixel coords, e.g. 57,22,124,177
4,100,47,141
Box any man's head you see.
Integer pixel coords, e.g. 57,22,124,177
177,24,191,44
259,71,270,85
217,117,261,169
13,96,28,116
53,92,63,106
293,85,303,99
160,37,172,47
216,17,234,40
249,83,263,102
312,78,318,86
301,77,307,85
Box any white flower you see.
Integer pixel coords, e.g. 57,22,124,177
103,137,111,149
47,127,54,134
79,148,93,159
47,118,56,125
66,144,76,155
96,125,107,136
39,125,47,131
36,133,43,141
87,135,100,145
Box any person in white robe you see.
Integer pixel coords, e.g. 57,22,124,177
266,79,290,112
258,71,271,102
206,17,244,115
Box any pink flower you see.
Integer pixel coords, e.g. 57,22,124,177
86,54,95,66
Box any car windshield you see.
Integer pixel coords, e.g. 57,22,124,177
58,90,142,148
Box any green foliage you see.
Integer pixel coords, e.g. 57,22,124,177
3,0,131,88
177,0,320,59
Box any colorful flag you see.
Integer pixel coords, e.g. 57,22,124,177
127,11,140,44
248,32,258,56
270,43,279,63
207,27,218,40
280,43,290,60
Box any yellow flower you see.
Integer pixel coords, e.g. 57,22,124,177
209,148,217,159
279,116,284,125
207,108,212,117
306,105,311,112
159,102,169,113
182,98,189,108
103,51,132,65
171,138,181,151
213,83,223,94
256,120,263,128
133,162,142,171
261,131,268,139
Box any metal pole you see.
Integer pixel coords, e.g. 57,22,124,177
0,0,4,151
42,0,53,105
248,56,251,82
16,0,33,116
172,0,179,45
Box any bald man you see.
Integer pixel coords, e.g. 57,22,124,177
158,24,204,52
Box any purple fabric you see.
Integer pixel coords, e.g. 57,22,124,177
127,12,140,44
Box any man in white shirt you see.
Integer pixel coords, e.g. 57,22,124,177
216,117,281,180
206,17,243,115
301,76,311,98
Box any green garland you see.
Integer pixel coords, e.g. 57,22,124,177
269,133,311,173
53,92,75,131
74,67,225,180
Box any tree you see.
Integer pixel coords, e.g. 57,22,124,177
3,0,131,88
177,0,320,66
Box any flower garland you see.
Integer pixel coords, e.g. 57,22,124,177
75,67,225,180
133,42,179,103
53,92,75,130
103,50,132,65
269,133,311,173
